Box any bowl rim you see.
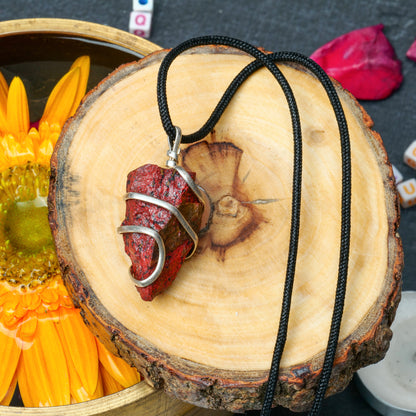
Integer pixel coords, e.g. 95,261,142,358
0,18,161,56
0,17,162,413
3,383,156,415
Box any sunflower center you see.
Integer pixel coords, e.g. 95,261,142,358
0,163,60,287
5,197,53,253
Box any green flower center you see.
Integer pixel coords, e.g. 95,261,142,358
0,163,60,287
5,197,53,253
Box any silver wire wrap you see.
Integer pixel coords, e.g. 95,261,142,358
119,192,199,258
118,126,207,288
117,224,166,287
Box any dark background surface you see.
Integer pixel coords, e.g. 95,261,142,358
1,0,415,415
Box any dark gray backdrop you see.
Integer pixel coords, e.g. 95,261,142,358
1,1,415,415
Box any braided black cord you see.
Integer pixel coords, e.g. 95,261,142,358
209,52,351,415
276,53,351,416
157,36,302,415
156,36,351,416
157,36,301,146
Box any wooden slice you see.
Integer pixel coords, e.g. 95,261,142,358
48,46,403,412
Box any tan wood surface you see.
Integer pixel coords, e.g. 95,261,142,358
49,46,402,412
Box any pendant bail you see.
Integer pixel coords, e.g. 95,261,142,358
166,126,182,168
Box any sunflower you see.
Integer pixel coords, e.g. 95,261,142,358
0,57,140,407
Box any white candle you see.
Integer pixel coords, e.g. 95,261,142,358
356,291,416,415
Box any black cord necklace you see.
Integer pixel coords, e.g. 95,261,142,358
156,35,351,416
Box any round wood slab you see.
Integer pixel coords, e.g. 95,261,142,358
48,46,403,412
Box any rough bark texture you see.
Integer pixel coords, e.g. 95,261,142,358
48,46,403,413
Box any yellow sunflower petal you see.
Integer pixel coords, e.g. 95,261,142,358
7,77,29,138
40,67,80,127
19,134,35,160
17,316,70,406
100,363,124,396
96,338,141,388
57,308,99,396
49,131,61,147
68,55,90,116
0,71,8,134
27,125,41,145
0,330,21,403
0,366,18,406
1,133,35,168
36,136,54,166
0,150,10,172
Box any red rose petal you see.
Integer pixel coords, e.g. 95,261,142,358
406,38,416,62
310,24,403,100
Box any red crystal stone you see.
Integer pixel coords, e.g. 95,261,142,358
121,164,203,301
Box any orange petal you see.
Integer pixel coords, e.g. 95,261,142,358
56,280,70,297
40,67,80,127
16,352,36,407
1,291,21,329
1,290,19,310
2,314,20,329
68,56,90,116
0,70,8,111
0,71,8,134
13,301,28,319
57,308,99,396
40,286,59,304
7,77,29,138
0,330,21,403
95,366,105,398
0,281,9,297
17,317,70,406
96,339,141,388
0,366,18,406
55,279,73,306
55,315,104,403
100,363,124,396
20,291,41,311
16,313,38,346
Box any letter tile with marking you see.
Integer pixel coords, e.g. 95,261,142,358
404,140,416,169
397,178,416,208
133,0,154,12
129,11,152,38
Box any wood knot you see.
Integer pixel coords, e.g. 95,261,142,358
182,137,268,261
211,195,254,247
216,195,240,217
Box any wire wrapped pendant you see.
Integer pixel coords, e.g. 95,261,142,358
118,127,206,301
